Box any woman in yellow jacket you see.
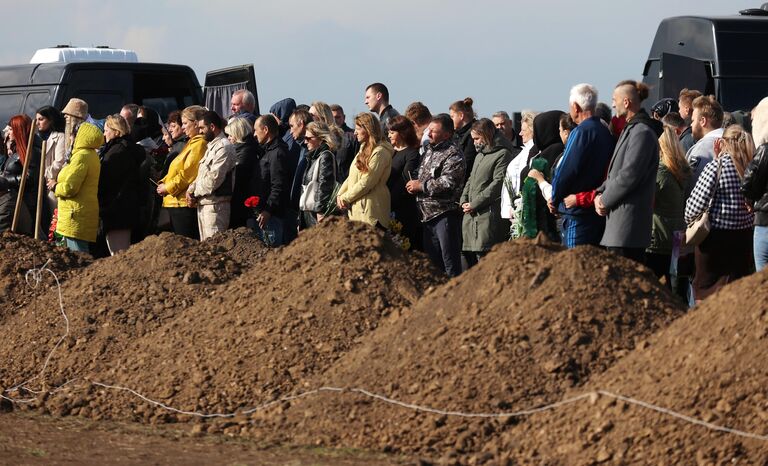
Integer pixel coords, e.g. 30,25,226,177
53,122,104,253
156,106,207,239
337,113,393,229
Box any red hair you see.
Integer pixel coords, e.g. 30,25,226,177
9,114,32,165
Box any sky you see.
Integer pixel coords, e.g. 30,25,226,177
0,0,761,120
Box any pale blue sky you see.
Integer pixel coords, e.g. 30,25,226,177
0,1,760,119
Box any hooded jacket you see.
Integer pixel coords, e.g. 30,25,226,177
460,135,513,251
55,123,104,242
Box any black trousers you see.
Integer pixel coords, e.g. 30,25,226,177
168,207,199,240
607,246,645,264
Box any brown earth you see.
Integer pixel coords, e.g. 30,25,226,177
0,232,91,315
501,266,768,465
5,219,764,466
0,412,405,465
1,218,445,432
244,238,687,464
0,229,258,407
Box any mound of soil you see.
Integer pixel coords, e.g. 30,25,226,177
3,218,444,429
0,232,249,404
207,227,270,267
247,239,686,462
504,268,768,465
0,232,91,313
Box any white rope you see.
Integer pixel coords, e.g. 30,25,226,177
7,259,70,395
5,261,768,444
597,390,768,442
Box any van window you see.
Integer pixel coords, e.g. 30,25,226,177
134,72,197,120
24,91,51,115
78,92,124,119
0,94,23,121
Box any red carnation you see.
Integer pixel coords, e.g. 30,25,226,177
244,196,261,208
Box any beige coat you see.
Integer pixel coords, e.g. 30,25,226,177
338,141,393,228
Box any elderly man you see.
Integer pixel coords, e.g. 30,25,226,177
230,89,257,124
594,80,660,263
550,83,615,248
406,113,465,277
186,111,236,240
491,111,517,146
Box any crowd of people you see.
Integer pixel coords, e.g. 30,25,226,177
2,81,767,306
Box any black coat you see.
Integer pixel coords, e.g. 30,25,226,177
98,136,144,231
388,146,422,250
743,143,768,226
258,137,297,217
454,119,478,181
230,136,262,228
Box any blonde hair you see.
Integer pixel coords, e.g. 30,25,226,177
226,117,252,143
305,121,338,152
751,96,768,146
354,113,383,174
658,127,690,185
105,114,130,138
181,105,206,123
310,101,343,148
520,110,537,128
721,124,755,179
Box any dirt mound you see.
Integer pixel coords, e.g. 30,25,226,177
206,227,270,267
2,218,444,428
246,239,686,461
0,232,249,404
0,232,91,314
503,267,768,464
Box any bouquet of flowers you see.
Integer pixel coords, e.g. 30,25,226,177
388,218,411,251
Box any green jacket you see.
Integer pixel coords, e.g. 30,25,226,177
55,123,104,242
460,143,512,251
648,163,689,254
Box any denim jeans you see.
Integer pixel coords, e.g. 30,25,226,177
250,215,285,247
423,210,462,277
64,237,90,253
755,225,768,272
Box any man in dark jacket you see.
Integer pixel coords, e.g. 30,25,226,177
253,114,297,246
406,113,466,277
551,83,615,248
595,80,661,263
365,82,399,134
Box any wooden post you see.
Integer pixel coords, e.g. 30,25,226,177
34,140,48,240
10,125,36,233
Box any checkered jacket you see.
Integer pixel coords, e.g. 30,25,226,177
685,154,754,230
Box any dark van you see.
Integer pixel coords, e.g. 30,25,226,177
642,6,768,111
0,46,258,124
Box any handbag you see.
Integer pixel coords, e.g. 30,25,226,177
685,157,722,247
299,156,322,212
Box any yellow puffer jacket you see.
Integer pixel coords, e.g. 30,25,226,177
55,123,104,242
338,141,393,228
161,135,208,208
